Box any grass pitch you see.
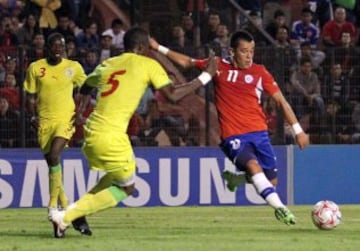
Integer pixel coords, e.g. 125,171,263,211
1,205,359,251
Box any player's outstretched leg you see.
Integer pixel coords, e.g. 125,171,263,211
72,216,92,236
222,170,247,191
275,207,297,225
50,209,69,238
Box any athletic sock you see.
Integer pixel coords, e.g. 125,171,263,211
63,186,128,224
48,164,62,208
251,172,285,209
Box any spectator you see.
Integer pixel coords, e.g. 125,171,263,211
321,6,356,47
57,0,92,30
235,0,262,27
241,10,267,47
334,0,358,24
3,56,19,82
10,15,21,33
16,14,40,48
65,37,79,60
265,9,288,42
0,17,18,48
290,7,320,49
81,48,99,75
75,19,99,57
322,63,353,142
289,57,325,122
325,31,360,77
0,73,19,111
50,14,75,42
305,0,332,29
180,12,195,42
153,89,188,146
208,23,231,59
297,41,326,76
200,10,221,44
0,0,24,17
168,25,194,55
323,100,353,144
0,96,19,147
68,19,82,37
102,18,125,53
26,32,46,64
351,101,360,143
322,63,350,106
99,31,119,62
266,25,297,83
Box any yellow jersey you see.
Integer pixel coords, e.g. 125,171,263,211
23,58,86,121
85,52,171,133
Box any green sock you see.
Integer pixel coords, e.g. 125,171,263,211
64,186,128,224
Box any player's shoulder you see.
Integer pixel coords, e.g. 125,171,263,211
62,58,82,67
216,57,232,69
136,53,163,69
29,58,47,67
250,63,268,72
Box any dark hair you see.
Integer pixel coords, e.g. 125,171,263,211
274,9,285,18
111,18,123,27
300,56,312,65
301,7,313,15
230,30,254,49
123,27,149,51
47,32,65,47
300,41,312,48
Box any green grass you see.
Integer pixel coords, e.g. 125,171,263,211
1,205,359,251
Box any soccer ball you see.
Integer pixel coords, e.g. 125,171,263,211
311,200,342,230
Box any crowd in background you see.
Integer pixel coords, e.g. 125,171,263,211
1,0,360,148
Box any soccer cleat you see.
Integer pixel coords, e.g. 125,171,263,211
48,207,57,221
222,170,247,192
275,207,297,225
72,216,92,236
50,209,68,238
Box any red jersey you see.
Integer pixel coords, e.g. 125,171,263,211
195,58,280,139
322,20,356,46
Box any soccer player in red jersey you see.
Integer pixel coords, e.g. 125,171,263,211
151,30,309,225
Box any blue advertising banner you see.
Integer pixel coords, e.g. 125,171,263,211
294,145,360,204
0,147,288,208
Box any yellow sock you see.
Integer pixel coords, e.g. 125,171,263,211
48,164,69,208
64,186,127,224
48,164,62,208
59,186,69,208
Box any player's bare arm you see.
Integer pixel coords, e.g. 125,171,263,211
149,37,194,68
160,53,217,103
271,91,310,149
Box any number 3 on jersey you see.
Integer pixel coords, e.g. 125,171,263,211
101,70,126,97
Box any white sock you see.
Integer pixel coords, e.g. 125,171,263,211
252,172,285,209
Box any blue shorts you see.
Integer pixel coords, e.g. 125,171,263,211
220,131,277,179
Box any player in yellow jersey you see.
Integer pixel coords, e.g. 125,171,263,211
23,33,92,237
49,27,217,237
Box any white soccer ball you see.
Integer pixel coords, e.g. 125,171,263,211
311,200,342,230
